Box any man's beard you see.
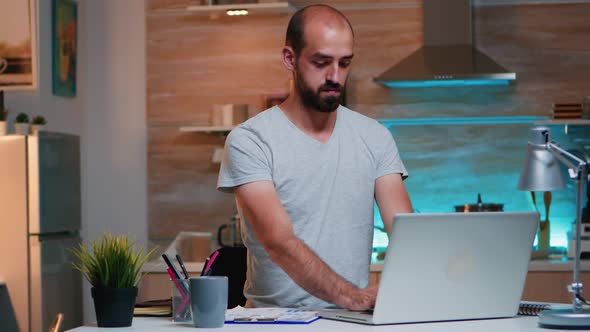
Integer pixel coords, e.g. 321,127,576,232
296,73,343,113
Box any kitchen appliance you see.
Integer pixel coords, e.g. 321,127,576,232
454,193,504,212
374,0,516,88
0,132,83,332
217,213,244,248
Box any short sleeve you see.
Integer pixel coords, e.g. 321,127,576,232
217,126,273,193
375,125,408,180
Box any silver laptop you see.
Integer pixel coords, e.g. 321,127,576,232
319,212,539,325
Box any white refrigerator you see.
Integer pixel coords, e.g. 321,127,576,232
0,132,83,332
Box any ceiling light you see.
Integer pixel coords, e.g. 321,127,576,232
226,9,248,16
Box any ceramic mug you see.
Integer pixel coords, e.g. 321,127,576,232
190,276,228,328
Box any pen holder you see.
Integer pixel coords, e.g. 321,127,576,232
171,279,191,322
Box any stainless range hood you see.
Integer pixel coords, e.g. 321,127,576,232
374,0,516,88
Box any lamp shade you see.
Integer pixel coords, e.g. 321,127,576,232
517,127,566,191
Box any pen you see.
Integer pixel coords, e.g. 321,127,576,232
162,254,182,280
176,254,190,279
203,250,219,276
200,257,210,276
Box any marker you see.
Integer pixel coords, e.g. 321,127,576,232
176,254,190,279
203,250,220,276
200,257,210,276
161,254,182,280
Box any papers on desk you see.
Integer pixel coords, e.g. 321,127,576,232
225,306,319,324
133,298,172,317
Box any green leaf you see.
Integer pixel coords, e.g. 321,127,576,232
68,231,157,289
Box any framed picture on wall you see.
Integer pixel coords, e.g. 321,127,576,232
52,0,77,97
0,0,38,90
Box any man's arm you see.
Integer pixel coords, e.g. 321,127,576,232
374,173,413,237
235,180,376,310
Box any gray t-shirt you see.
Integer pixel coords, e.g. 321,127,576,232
217,105,407,308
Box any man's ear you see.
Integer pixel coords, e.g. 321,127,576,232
282,46,296,71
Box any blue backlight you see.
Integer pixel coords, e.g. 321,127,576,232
378,116,549,127
384,79,511,88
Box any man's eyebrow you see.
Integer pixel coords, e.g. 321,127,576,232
311,53,354,60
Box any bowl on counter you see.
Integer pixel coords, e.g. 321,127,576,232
454,193,504,212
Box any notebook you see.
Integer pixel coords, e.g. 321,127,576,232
133,298,172,317
518,301,571,316
225,306,319,324
319,212,539,325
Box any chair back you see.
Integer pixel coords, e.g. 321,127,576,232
205,246,247,308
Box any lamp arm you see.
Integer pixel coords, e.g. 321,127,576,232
547,142,588,174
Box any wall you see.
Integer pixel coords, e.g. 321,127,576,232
146,0,590,251
79,0,147,322
5,0,83,135
5,0,148,323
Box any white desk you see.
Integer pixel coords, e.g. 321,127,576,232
67,316,546,331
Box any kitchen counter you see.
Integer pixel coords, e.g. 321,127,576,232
370,258,590,272
139,258,590,303
144,259,590,274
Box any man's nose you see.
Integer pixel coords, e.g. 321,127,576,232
326,63,341,84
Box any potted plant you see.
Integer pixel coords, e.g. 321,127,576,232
69,232,157,327
0,104,7,136
14,112,29,135
31,115,47,135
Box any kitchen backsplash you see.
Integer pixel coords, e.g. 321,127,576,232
372,120,589,252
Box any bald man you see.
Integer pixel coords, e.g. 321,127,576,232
218,4,412,310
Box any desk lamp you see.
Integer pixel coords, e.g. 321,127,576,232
518,126,589,329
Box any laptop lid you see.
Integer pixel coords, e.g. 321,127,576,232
321,211,539,325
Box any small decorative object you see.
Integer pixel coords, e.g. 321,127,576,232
211,104,248,127
69,232,157,327
14,112,30,135
0,91,7,135
31,115,47,135
52,0,77,97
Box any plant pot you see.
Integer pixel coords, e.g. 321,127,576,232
31,124,45,135
14,123,29,135
0,121,6,135
91,287,138,327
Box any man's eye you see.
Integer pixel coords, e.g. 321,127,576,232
340,61,351,68
313,61,328,67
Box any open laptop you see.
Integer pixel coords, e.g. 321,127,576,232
319,211,539,325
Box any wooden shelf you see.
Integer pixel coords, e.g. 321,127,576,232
179,125,234,133
186,2,294,15
534,119,590,125
149,2,294,17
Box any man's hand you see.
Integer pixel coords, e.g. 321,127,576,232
341,285,378,311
